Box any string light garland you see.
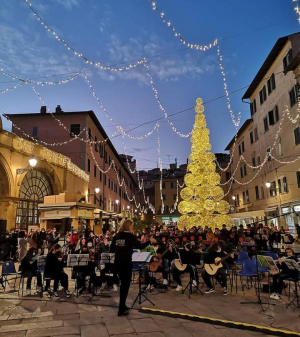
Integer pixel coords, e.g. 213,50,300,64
148,1,218,51
23,0,145,71
293,0,300,22
0,68,81,86
177,98,234,230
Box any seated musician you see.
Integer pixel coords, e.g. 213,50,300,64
20,247,43,295
99,254,119,292
172,242,199,292
73,245,97,294
270,247,298,300
201,241,235,295
44,243,71,298
145,241,170,290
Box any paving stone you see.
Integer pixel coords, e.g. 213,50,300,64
0,320,63,332
162,326,192,337
182,322,225,337
130,318,161,333
138,333,165,337
0,332,26,337
104,316,134,335
64,317,103,326
26,326,80,337
21,314,80,323
0,319,21,326
149,315,181,329
77,304,98,312
81,324,109,337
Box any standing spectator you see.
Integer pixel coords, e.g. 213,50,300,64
29,231,39,253
10,229,18,261
219,224,230,242
69,230,79,253
18,231,29,261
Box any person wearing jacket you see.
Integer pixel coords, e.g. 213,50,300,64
110,219,156,316
44,243,70,298
20,247,42,295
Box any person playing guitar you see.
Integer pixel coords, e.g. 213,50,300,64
201,241,236,296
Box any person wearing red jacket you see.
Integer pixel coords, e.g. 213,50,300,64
69,230,79,253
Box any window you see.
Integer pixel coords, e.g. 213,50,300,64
235,195,240,207
283,49,293,71
255,185,259,200
254,128,259,142
263,117,269,132
32,127,38,138
261,186,265,199
243,190,250,204
278,179,282,194
294,126,300,145
104,174,106,185
283,177,288,193
259,86,267,105
250,131,254,144
225,172,231,181
267,147,271,162
257,156,261,166
243,164,247,176
267,73,276,95
238,144,242,156
94,165,97,178
268,106,279,126
162,183,166,189
70,124,80,137
162,194,166,201
109,156,111,165
289,84,299,107
99,171,102,182
108,178,111,189
99,144,104,157
94,136,98,151
252,157,256,167
87,158,90,173
240,166,244,178
88,128,92,141
173,194,177,200
250,99,257,116
242,141,245,152
277,137,282,156
238,140,245,155
297,171,300,188
270,181,277,197
104,150,108,163
171,182,176,189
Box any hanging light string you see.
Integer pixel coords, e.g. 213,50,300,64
0,82,25,95
22,0,145,71
143,61,192,137
0,68,81,86
217,45,241,128
293,0,300,23
157,123,165,213
148,1,218,51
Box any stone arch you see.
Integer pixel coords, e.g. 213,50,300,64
0,153,13,196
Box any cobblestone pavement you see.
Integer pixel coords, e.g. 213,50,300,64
0,276,299,337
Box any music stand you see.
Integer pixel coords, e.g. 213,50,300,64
131,252,154,308
178,249,203,298
100,253,115,291
67,254,89,298
283,259,300,309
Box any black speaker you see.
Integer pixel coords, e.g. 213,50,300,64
61,218,72,232
0,220,7,235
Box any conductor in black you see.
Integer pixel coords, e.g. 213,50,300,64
110,219,156,316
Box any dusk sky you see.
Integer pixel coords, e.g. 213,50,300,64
0,0,298,170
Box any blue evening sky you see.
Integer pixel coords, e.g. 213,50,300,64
0,0,298,170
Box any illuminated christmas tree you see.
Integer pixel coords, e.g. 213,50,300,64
177,98,234,230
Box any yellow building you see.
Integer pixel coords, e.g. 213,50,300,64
226,33,300,232
0,117,90,231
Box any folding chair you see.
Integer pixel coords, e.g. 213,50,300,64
237,259,257,292
1,261,21,290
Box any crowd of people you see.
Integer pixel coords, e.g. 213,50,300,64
0,220,299,314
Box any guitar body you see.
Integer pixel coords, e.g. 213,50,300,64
204,257,223,275
174,259,187,272
148,254,162,272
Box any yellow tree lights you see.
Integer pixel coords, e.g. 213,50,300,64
177,98,234,230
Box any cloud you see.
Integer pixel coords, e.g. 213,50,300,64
130,147,153,153
52,0,81,10
97,34,218,84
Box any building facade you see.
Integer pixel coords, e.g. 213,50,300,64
6,107,137,220
226,33,300,231
0,117,89,231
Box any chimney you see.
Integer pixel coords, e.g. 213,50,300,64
55,105,63,113
40,106,47,114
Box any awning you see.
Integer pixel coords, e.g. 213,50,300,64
229,210,265,219
264,206,278,213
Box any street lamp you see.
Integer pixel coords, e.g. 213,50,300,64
95,187,100,194
87,187,102,205
17,158,38,175
115,199,119,213
232,196,236,200
266,182,271,188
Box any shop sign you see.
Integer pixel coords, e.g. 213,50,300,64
294,205,300,212
44,210,71,218
78,209,94,217
282,207,290,214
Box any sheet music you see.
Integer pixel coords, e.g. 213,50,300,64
132,252,152,263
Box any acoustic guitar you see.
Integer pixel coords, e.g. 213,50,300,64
204,250,239,276
148,240,176,272
174,259,187,272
